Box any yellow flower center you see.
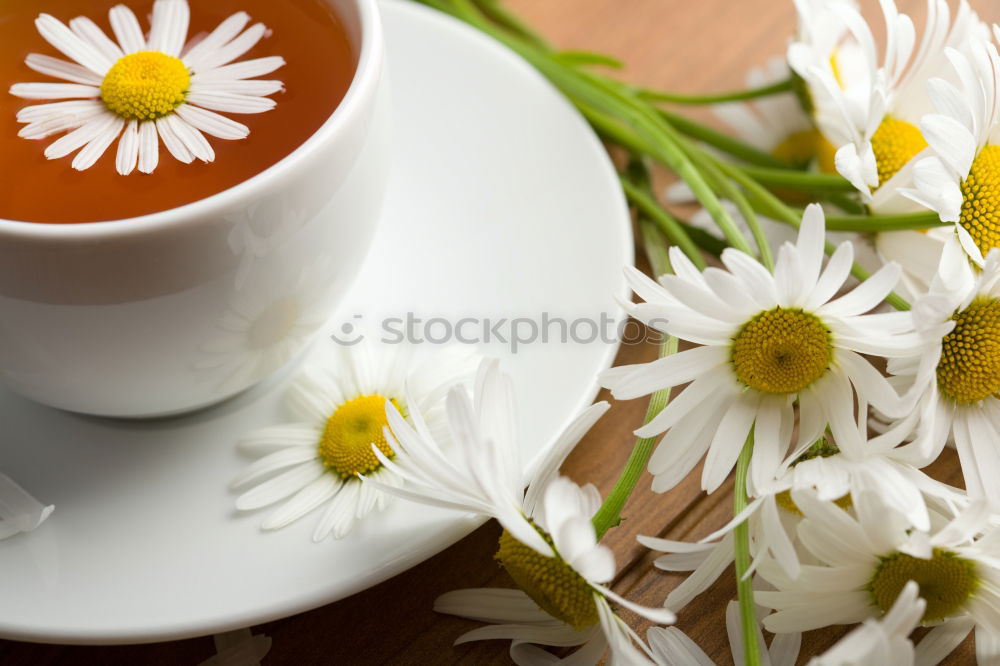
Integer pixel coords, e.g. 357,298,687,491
495,528,598,630
959,145,1000,258
870,548,978,623
936,296,1000,404
870,118,927,188
318,394,402,479
731,308,832,394
100,51,190,121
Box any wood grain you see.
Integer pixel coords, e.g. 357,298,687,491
1,0,994,664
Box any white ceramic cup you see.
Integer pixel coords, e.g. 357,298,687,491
0,0,389,418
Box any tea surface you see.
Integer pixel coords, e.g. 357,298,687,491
0,0,353,223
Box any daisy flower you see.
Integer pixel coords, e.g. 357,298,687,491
368,359,675,665
639,420,962,613
9,0,284,174
790,0,986,294
601,204,919,496
886,243,1000,508
755,488,1000,653
904,36,1000,268
230,341,476,541
789,0,982,202
806,580,924,666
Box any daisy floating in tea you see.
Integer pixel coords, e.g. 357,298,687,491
8,0,284,174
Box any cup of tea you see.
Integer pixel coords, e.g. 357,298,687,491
0,0,389,417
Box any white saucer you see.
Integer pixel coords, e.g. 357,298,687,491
0,0,631,644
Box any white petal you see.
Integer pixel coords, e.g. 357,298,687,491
68,17,124,63
190,79,283,96
115,119,139,175
164,114,215,163
231,445,318,489
193,56,286,82
71,115,124,170
182,12,251,68
44,112,116,159
921,114,977,180
17,100,105,139
137,120,160,173
109,5,146,54
433,588,552,624
312,480,360,540
35,14,112,75
234,463,324,510
176,104,250,140
702,392,759,493
260,475,340,530
24,53,103,85
9,82,100,100
600,346,726,400
647,627,714,666
154,115,194,163
915,617,975,666
821,262,901,317
147,0,190,57
190,23,267,72
187,92,277,114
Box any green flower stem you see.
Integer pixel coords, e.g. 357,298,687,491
827,193,865,215
472,0,549,48
639,217,673,278
676,135,774,270
823,211,946,232
621,178,707,270
568,70,755,255
658,109,792,169
591,335,675,541
639,78,794,105
592,221,676,541
734,432,761,666
557,51,624,68
738,165,856,192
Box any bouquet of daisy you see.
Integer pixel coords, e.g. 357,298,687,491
230,0,1000,663
328,0,997,663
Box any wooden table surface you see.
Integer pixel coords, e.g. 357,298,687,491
1,0,990,664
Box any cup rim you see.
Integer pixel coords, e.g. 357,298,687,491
0,0,382,240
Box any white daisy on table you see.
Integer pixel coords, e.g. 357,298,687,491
904,36,1000,269
9,0,284,174
885,242,1000,509
789,0,986,294
755,489,1000,660
789,0,983,202
231,341,476,541
600,204,919,496
806,580,924,666
639,419,962,614
367,359,674,665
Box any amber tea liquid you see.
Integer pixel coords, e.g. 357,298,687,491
0,0,354,223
